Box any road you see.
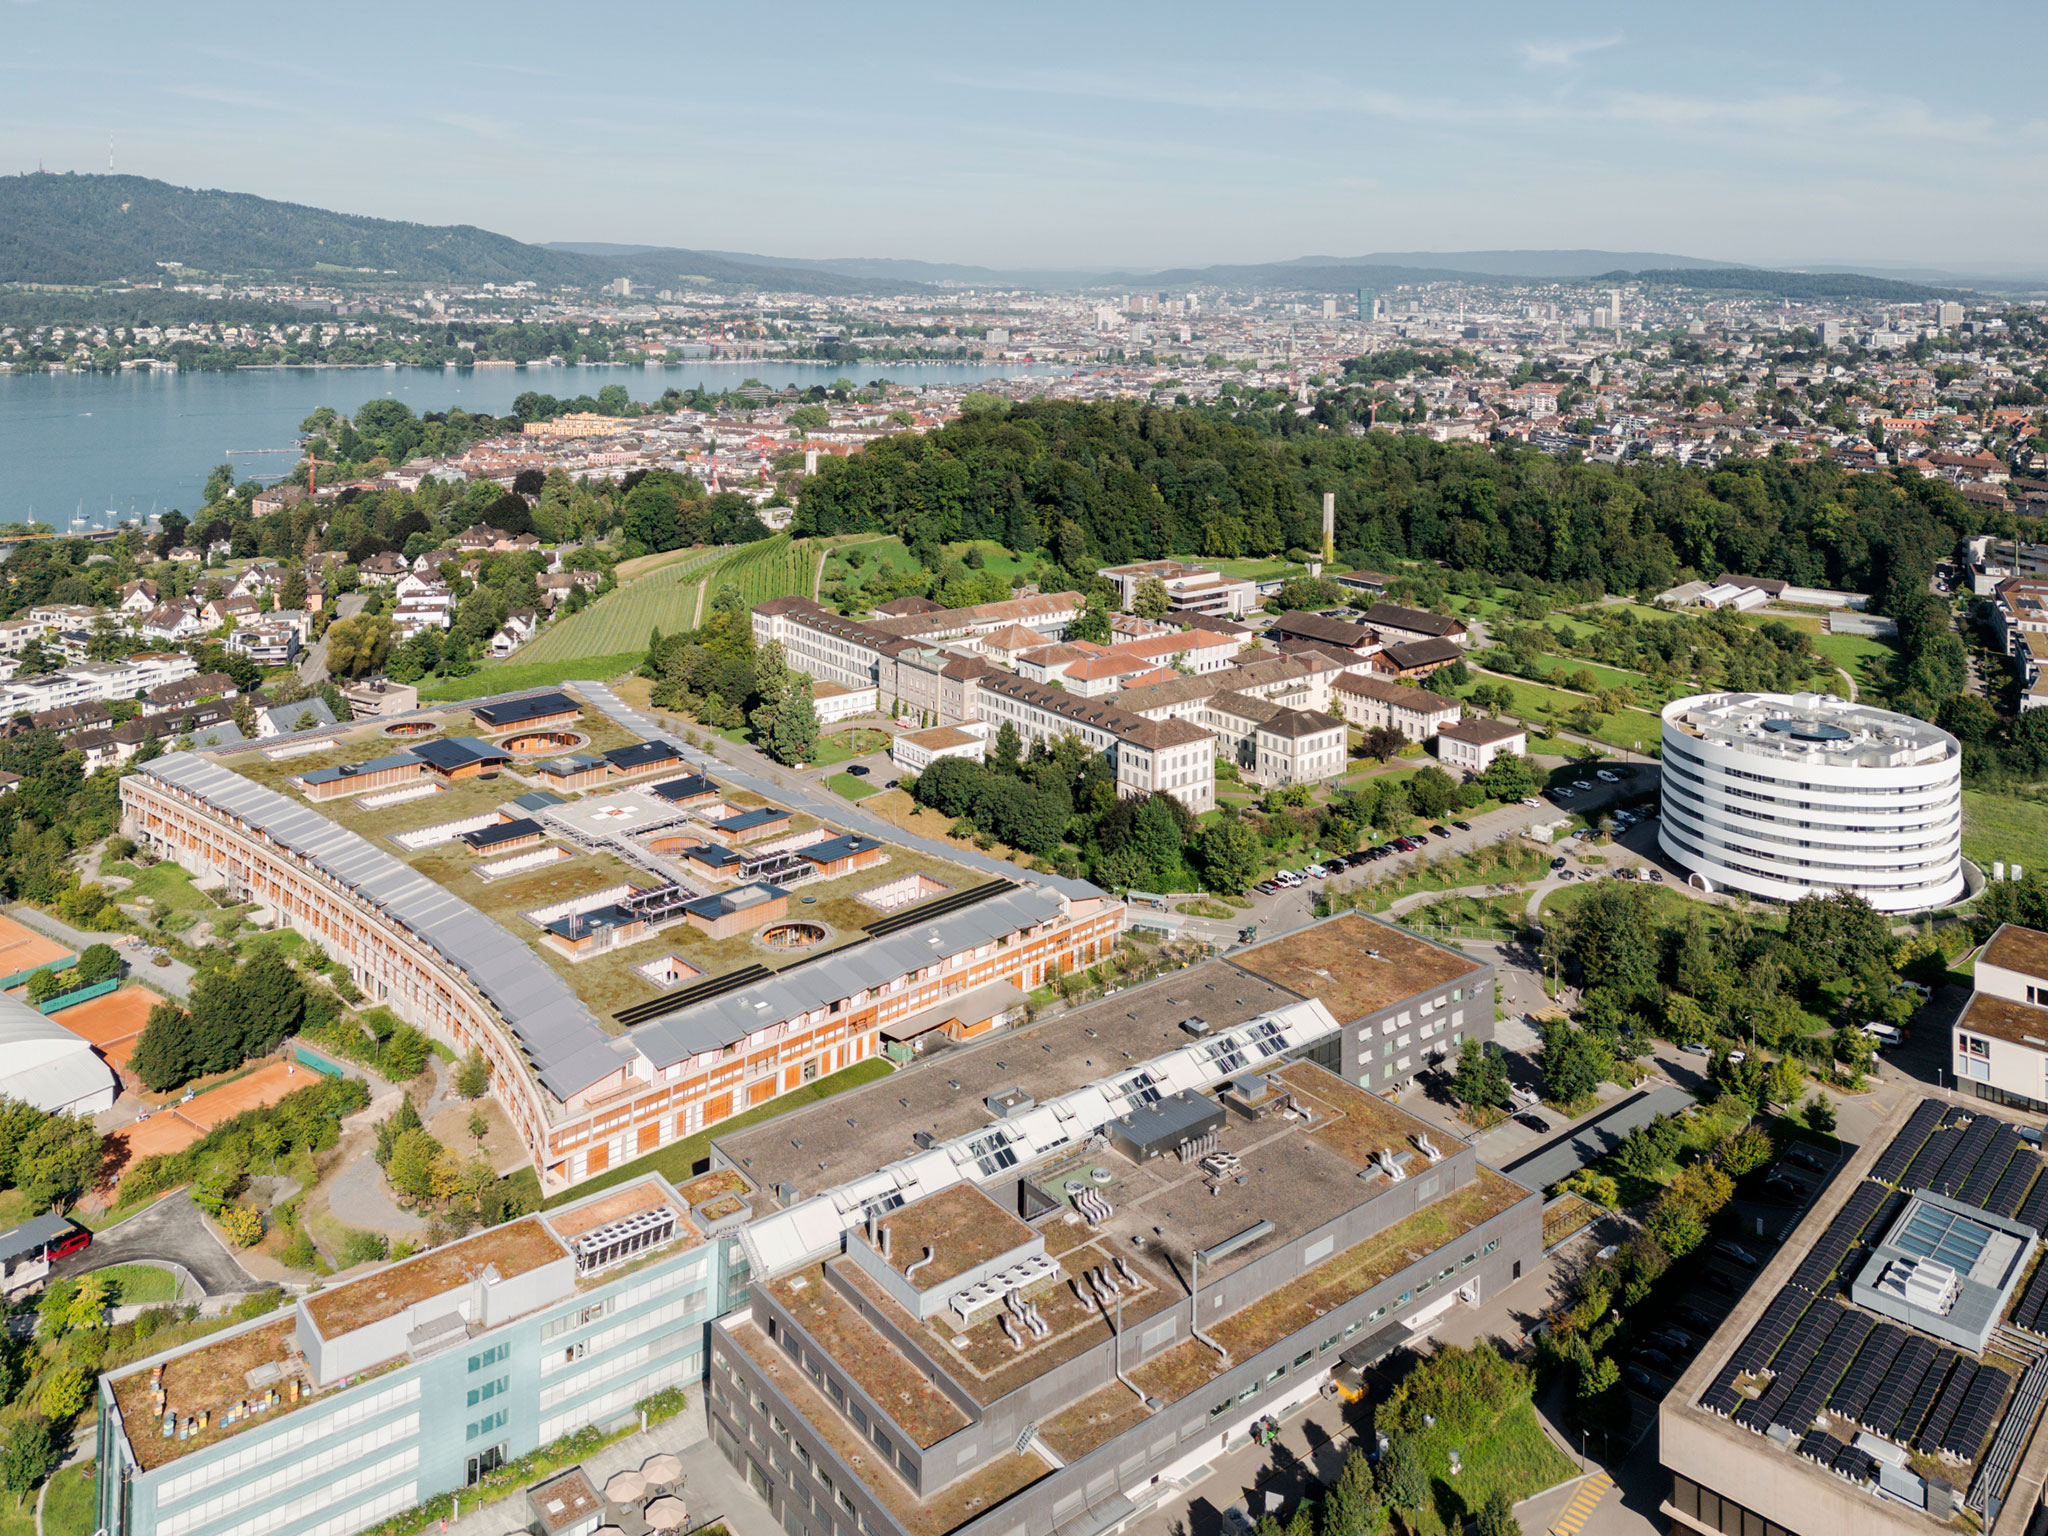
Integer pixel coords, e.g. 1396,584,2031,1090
56,1189,256,1297
7,902,194,1000
299,591,368,685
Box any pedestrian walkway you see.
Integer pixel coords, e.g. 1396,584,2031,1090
1545,1471,1614,1536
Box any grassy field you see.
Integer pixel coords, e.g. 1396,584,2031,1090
1408,1400,1577,1536
103,858,214,913
810,728,892,767
1519,652,1672,703
542,1057,894,1206
0,1491,35,1536
825,772,881,800
1810,629,1898,699
1456,670,1665,755
515,547,727,664
94,1262,180,1304
40,1464,96,1536
415,651,644,703
695,534,840,610
1964,790,2048,878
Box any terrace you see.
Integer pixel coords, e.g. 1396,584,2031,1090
108,1317,309,1471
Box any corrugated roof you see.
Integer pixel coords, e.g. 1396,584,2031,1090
135,754,624,1100
629,886,1068,1069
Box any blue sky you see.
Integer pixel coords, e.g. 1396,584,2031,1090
5,0,2044,270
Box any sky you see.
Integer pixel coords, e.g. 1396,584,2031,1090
5,0,2047,272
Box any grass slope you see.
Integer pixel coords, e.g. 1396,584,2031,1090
517,547,726,664
1964,790,2048,878
414,651,644,703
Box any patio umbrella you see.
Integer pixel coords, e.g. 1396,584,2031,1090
639,1454,684,1488
645,1496,688,1530
605,1471,648,1504
593,1526,626,1536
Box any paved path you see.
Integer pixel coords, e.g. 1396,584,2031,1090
56,1189,255,1296
7,903,195,1000
325,1152,427,1238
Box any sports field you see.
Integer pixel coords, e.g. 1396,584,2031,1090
0,912,71,978
106,1059,313,1170
54,985,155,1082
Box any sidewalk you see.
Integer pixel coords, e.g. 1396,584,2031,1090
8,902,195,1000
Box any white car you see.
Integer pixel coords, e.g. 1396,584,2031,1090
1522,797,1542,808
1305,864,1329,879
1596,769,1620,783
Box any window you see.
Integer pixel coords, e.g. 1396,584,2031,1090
468,1343,509,1372
466,1409,507,1441
466,1376,508,1409
466,1444,506,1486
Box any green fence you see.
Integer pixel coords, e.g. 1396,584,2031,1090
35,976,118,1014
0,954,75,990
293,1046,345,1077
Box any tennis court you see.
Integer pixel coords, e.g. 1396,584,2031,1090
54,986,156,1081
0,912,72,979
105,1060,316,1172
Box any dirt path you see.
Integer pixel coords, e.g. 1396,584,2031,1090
813,546,829,599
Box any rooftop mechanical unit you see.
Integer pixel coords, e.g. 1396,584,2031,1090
573,1206,678,1275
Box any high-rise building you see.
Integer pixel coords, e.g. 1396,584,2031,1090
1357,286,1377,323
1322,298,1338,319
1608,288,1623,328
1937,300,1965,330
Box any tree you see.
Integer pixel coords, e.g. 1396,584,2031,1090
1406,765,1459,819
1451,1038,1509,1111
1475,1490,1522,1536
1803,1093,1838,1133
0,1415,55,1495
1132,577,1171,619
218,1205,264,1247
323,613,393,678
74,943,122,986
1070,594,1113,645
1376,1433,1429,1512
1359,726,1406,763
991,720,1023,775
1540,1022,1613,1105
1198,817,1262,893
467,1108,490,1149
1478,750,1538,803
454,1049,492,1100
1765,1054,1806,1108
131,1000,198,1092
1557,882,1658,996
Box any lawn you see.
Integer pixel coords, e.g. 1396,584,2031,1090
93,1262,180,1304
541,1057,894,1207
515,547,727,665
1809,629,1898,701
810,728,892,767
102,858,214,913
415,650,645,703
1211,557,1309,581
1409,1400,1577,1536
40,1463,96,1536
1519,652,1672,704
0,1491,35,1536
1455,671,1664,755
1964,789,2048,879
943,540,1035,578
826,772,880,801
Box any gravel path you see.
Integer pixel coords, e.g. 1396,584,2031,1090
325,1153,427,1237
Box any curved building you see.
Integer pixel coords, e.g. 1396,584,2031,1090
1657,691,1964,912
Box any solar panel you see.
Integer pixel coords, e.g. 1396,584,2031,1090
1699,1370,1743,1417
1903,1125,1963,1192
1798,1429,1841,1465
1897,1349,1957,1447
1938,1114,2002,1198
2014,1261,2048,1335
1729,1289,1813,1377
1921,1359,1979,1453
1870,1099,1947,1186
1866,1335,1938,1440
1833,1445,1877,1484
1989,1149,2042,1220
1832,1321,1905,1425
1940,1363,2011,1462
1957,1125,2021,1208
2020,1168,2048,1235
1783,1310,1873,1429
1791,1182,1889,1292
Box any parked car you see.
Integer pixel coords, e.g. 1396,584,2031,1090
1706,1270,1738,1295
1452,820,1472,832
1719,1243,1761,1269
1634,1348,1675,1372
1680,1041,1711,1056
1429,824,1451,839
1573,778,1595,791
1726,1049,1747,1066
1550,856,1568,870
1550,786,1576,800
1558,869,1577,880
1862,1022,1904,1047
1784,1146,1827,1171
845,764,870,777
44,1224,90,1262
1649,869,1664,882
1676,1307,1717,1333
1255,880,1280,895
1514,1111,1550,1133
1624,1366,1659,1391
884,779,900,790
1596,769,1620,783
1654,1328,1700,1352
1522,796,1542,807
1763,1173,1804,1202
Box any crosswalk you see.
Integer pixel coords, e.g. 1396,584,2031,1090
1546,1471,1614,1536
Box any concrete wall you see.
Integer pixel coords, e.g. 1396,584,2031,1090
1304,964,1495,1093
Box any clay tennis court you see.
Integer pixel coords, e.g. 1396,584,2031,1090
105,1060,314,1171
53,985,156,1080
0,912,71,979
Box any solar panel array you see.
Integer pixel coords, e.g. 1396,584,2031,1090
1697,1097,2045,1477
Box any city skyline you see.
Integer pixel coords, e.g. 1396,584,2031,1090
5,0,2047,271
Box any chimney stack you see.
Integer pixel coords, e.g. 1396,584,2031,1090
1321,492,1336,567
879,1224,892,1260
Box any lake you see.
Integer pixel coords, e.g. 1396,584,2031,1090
0,360,1075,528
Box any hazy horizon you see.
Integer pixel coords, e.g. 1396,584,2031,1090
6,0,2045,272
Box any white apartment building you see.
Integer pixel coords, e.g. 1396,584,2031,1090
0,653,198,715
1955,924,2048,1113
1099,559,1260,619
973,673,1215,810
1331,672,1463,742
1201,691,1347,787
1436,717,1528,773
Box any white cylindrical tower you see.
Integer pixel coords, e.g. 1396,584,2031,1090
1657,691,1964,912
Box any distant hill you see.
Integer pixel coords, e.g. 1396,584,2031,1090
0,174,916,295
1605,267,1961,301
1284,249,1744,278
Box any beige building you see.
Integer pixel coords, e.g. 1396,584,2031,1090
1099,558,1260,618
1202,691,1347,787
974,672,1215,810
1331,672,1463,741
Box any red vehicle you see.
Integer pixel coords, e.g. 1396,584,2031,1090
45,1226,90,1261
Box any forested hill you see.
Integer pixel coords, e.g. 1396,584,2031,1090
1603,267,1959,302
0,173,910,294
793,398,1980,610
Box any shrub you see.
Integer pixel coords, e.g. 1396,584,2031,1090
339,1229,390,1268
217,1205,264,1247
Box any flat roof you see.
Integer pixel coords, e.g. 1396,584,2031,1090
1230,913,1484,1023
1957,992,2048,1051
716,957,1301,1195
1663,691,1954,770
473,691,579,727
302,1217,567,1337
1982,924,2048,985
856,1182,1037,1293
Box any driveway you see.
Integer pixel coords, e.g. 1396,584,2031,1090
7,903,196,1001
56,1189,255,1296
